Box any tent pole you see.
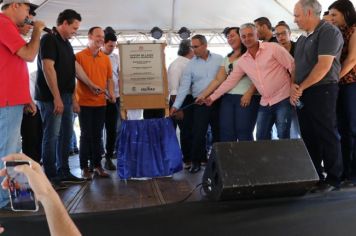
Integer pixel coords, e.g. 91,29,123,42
273,0,293,16
167,0,176,45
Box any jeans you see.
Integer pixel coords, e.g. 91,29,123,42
38,93,73,180
0,105,24,208
104,98,121,157
338,83,356,179
290,108,301,139
298,83,342,184
79,106,106,169
70,113,78,151
219,94,260,141
256,98,292,140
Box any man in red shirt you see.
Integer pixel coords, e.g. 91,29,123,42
0,0,45,208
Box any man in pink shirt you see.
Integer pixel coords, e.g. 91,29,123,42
204,23,295,140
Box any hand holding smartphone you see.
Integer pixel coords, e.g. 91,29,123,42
5,161,39,212
1,154,81,235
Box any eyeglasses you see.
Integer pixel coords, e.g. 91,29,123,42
190,45,202,49
228,63,233,75
275,31,288,37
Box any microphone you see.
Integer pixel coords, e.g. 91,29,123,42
24,18,52,34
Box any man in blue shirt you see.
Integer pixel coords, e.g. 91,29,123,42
170,34,223,173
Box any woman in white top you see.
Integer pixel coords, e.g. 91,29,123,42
196,27,260,141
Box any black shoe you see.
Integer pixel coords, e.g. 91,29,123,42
189,163,201,174
61,173,86,184
183,162,191,169
104,158,117,171
311,182,339,193
51,181,69,191
340,179,355,188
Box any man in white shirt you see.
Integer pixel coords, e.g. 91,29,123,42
168,39,194,169
101,31,120,170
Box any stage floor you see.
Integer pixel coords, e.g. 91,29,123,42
0,154,205,217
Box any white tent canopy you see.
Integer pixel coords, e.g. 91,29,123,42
30,0,354,36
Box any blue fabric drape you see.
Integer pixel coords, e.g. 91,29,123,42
117,118,183,179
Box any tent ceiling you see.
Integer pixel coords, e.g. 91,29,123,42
29,0,356,35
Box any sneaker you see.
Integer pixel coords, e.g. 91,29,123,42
61,173,86,184
51,181,69,191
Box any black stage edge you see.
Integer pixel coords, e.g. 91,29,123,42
2,190,356,236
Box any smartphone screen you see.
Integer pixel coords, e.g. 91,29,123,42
5,161,38,212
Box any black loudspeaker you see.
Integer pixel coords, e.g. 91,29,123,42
203,139,319,200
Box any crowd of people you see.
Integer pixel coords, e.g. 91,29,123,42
0,0,355,233
170,0,356,195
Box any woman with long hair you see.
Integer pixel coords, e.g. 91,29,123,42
329,0,356,186
196,27,260,141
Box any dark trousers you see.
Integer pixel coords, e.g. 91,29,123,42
104,98,121,157
171,95,194,163
297,83,343,184
337,83,356,179
79,106,106,169
143,109,165,119
191,99,220,164
21,107,42,163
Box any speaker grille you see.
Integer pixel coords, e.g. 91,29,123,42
203,139,319,200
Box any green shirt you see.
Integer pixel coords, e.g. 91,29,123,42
222,56,253,95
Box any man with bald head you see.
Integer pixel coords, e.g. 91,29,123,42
204,23,294,141
292,0,344,192
76,27,115,179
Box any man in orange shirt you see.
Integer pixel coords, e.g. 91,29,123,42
76,27,115,179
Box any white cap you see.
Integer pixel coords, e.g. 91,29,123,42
2,0,31,5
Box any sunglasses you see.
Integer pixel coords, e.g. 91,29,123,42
228,63,233,75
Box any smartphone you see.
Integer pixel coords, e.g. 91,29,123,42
5,161,39,212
